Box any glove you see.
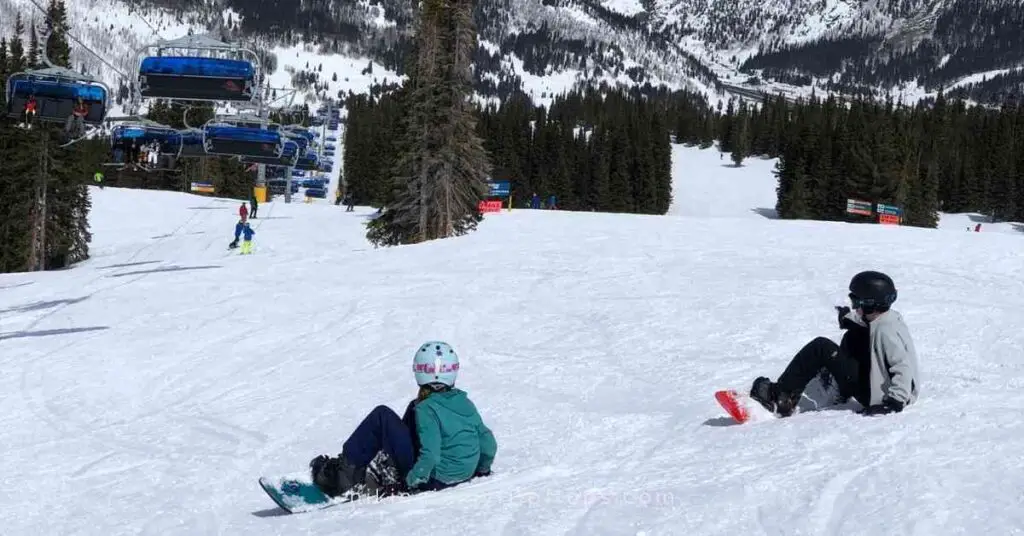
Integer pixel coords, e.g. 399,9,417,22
309,454,330,471
861,396,904,416
836,306,852,329
474,469,492,478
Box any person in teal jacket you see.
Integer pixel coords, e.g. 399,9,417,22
310,341,497,499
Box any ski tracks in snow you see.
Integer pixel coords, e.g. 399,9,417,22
801,430,910,535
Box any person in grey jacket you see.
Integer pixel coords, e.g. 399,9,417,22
749,270,920,417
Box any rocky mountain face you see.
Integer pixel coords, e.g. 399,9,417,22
185,0,1024,103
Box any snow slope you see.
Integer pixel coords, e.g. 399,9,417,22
3,146,1024,534
666,144,779,218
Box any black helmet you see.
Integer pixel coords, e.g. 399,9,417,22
849,271,897,312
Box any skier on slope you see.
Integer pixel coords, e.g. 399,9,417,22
749,271,920,417
229,218,245,249
309,341,497,499
238,221,256,255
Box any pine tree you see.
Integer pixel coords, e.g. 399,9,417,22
27,21,40,68
650,109,673,213
588,126,611,210
367,0,492,246
606,117,634,212
10,15,26,74
45,0,71,67
729,102,750,167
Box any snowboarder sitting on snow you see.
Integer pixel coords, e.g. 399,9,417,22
309,341,497,499
749,270,920,417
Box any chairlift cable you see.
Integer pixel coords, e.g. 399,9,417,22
22,0,128,78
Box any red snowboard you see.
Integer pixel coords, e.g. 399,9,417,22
714,389,752,424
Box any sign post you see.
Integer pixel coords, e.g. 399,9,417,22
876,203,903,225
191,182,215,194
845,198,873,216
483,180,511,214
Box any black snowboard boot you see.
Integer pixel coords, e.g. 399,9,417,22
364,451,405,498
750,376,798,417
309,454,367,497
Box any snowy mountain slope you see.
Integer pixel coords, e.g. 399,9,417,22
665,144,779,218
6,0,1020,110
0,0,404,115
3,145,1024,534
0,0,202,91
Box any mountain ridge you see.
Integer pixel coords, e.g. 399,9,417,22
2,0,1021,108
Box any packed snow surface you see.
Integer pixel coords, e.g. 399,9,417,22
2,145,1024,535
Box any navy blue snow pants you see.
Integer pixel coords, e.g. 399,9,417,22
342,405,416,477
341,404,461,492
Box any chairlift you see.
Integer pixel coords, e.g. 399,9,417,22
215,112,280,131
136,34,259,103
281,125,313,156
105,121,181,169
6,67,110,129
173,128,210,158
294,151,320,171
239,139,299,167
202,119,283,159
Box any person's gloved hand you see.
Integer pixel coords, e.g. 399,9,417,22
861,396,904,416
836,305,863,330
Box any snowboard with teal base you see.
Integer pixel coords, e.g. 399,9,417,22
258,473,354,514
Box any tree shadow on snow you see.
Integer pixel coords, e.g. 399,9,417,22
250,507,290,518
0,296,89,314
0,281,34,291
98,260,162,270
751,207,778,219
108,265,221,278
967,213,992,223
1012,223,1024,233
0,326,109,341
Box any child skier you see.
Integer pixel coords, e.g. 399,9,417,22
239,221,255,254
749,271,920,417
309,341,497,499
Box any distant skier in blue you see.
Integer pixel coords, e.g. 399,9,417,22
309,341,497,499
530,192,540,209
229,219,255,253
228,219,244,249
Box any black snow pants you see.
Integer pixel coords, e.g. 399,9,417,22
776,326,871,407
